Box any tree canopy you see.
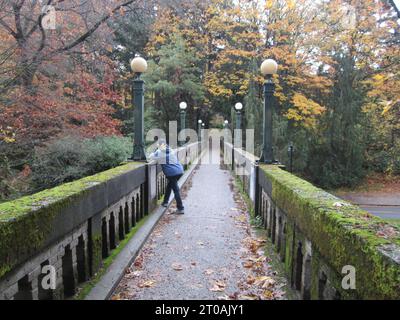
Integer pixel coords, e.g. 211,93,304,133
0,0,399,200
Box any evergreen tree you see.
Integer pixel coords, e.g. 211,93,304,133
144,35,205,137
308,54,366,188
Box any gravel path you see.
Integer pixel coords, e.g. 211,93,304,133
112,146,286,300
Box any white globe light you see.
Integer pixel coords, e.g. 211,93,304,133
224,120,228,124
130,56,148,73
202,123,205,127
235,102,243,111
198,119,202,124
260,59,278,76
179,102,187,110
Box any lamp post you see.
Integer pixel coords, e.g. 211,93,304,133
224,119,229,129
260,59,278,164
234,102,243,148
179,102,187,146
130,56,148,161
198,119,202,141
288,142,294,173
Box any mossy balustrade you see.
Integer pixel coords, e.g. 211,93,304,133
260,164,400,299
0,162,145,278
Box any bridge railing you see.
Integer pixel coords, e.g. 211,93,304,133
223,142,400,300
0,142,201,300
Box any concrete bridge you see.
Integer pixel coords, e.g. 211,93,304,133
0,135,399,300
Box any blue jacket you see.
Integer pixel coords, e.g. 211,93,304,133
150,147,184,177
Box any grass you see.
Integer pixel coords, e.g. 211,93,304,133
74,215,149,300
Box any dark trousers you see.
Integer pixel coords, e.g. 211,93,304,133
163,174,184,210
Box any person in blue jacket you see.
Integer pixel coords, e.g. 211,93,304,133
150,139,185,214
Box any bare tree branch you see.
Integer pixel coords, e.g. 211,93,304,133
388,0,400,18
0,17,17,38
53,0,140,54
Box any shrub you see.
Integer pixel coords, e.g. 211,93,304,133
389,146,400,175
31,136,131,191
83,136,132,174
369,150,391,173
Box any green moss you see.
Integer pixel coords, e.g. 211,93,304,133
0,162,143,220
91,234,103,275
74,216,149,300
0,162,144,279
260,165,400,299
234,176,256,219
386,219,400,228
284,221,294,275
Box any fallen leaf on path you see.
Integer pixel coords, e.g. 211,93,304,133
133,256,143,268
263,290,274,299
246,275,256,285
130,271,142,278
210,280,226,292
210,286,224,292
255,276,276,288
125,267,133,274
243,260,254,268
235,215,247,223
138,280,156,288
248,239,264,253
172,263,184,271
204,269,214,275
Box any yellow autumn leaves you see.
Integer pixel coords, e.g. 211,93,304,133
286,93,325,129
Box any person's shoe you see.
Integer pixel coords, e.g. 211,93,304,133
161,203,168,208
175,209,185,215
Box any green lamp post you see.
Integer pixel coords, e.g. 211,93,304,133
198,119,202,141
179,102,187,146
130,56,148,161
259,58,278,164
234,102,243,148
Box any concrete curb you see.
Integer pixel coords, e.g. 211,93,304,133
84,152,203,300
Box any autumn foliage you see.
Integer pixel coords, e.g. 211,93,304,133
0,0,399,199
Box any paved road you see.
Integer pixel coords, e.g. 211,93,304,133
112,143,286,300
360,206,400,220
338,194,400,220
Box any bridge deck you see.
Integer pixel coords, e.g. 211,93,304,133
111,145,286,300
